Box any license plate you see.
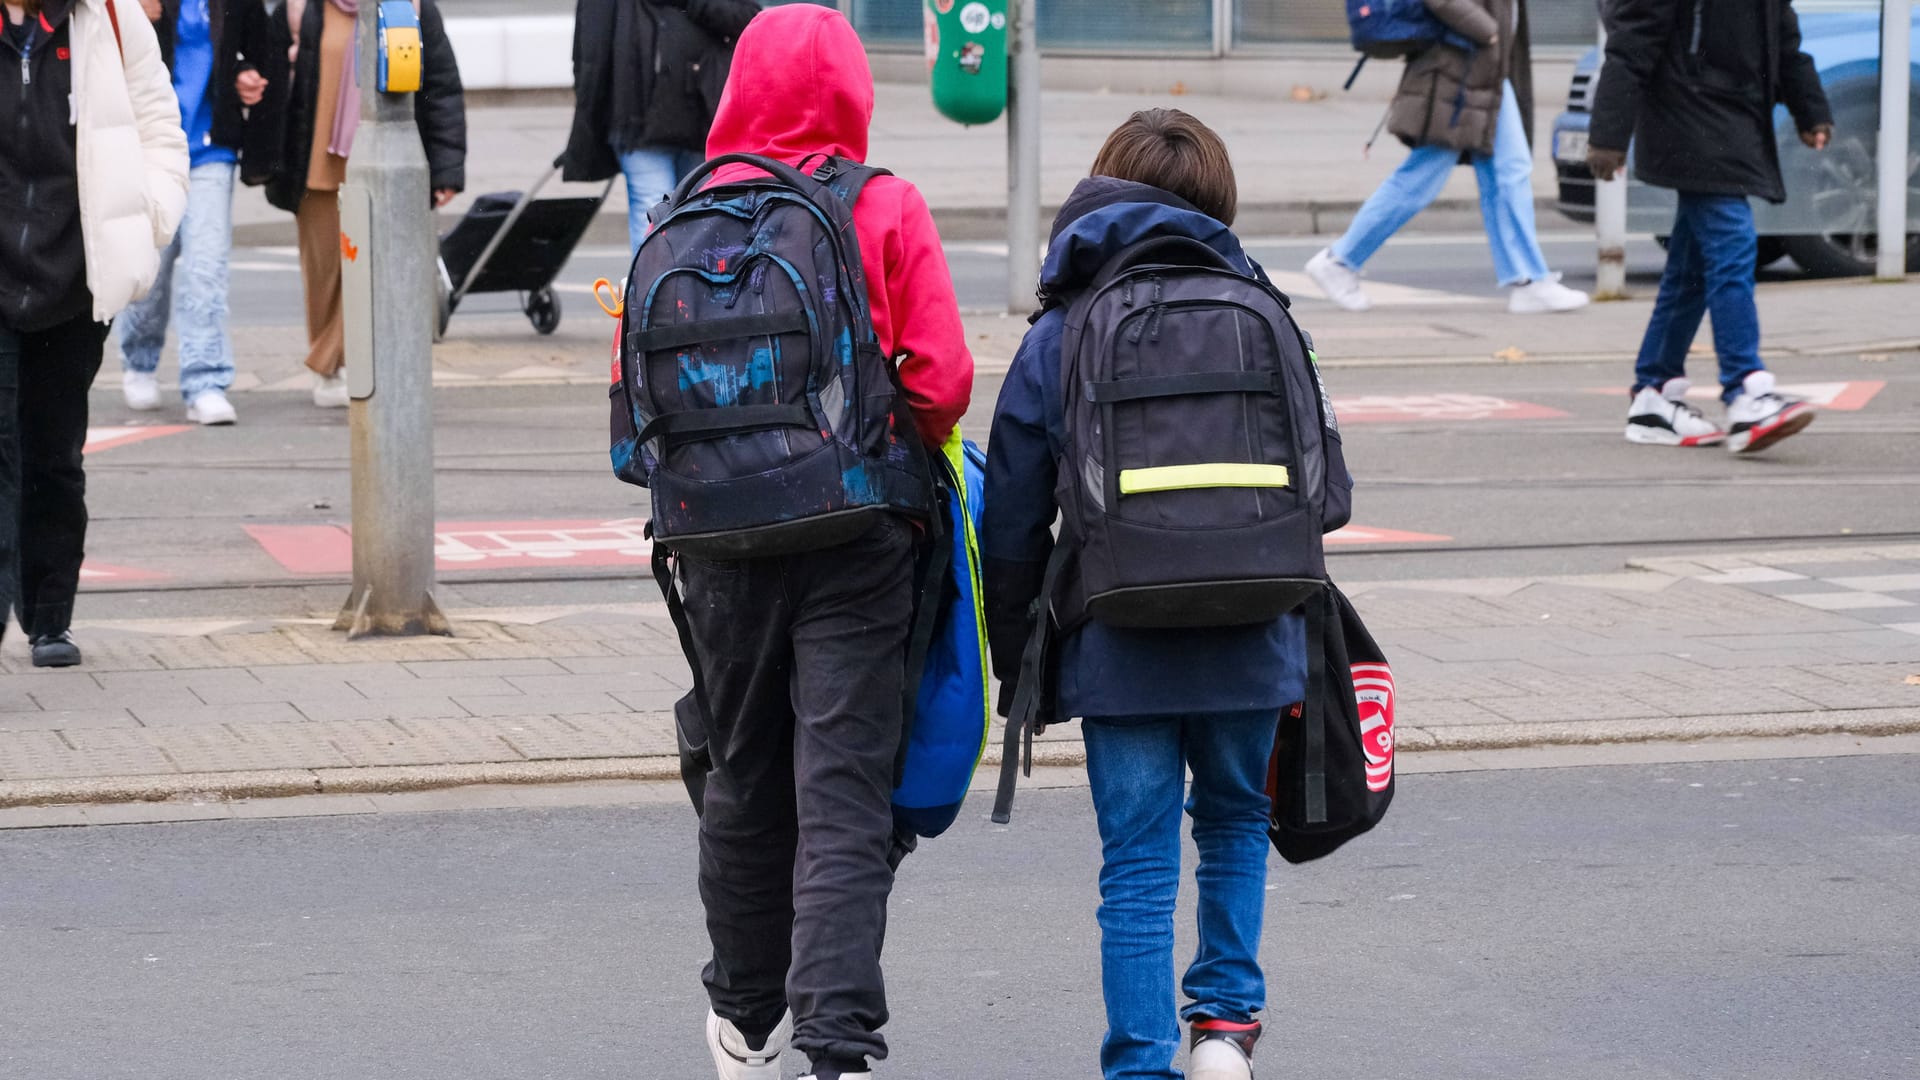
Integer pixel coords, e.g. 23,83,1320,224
1555,130,1589,164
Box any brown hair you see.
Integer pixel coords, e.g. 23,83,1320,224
1089,109,1238,225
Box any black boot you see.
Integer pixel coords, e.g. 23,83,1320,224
30,631,82,669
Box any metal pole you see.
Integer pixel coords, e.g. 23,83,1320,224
1876,0,1911,281
334,4,449,638
1007,0,1042,315
1593,15,1629,300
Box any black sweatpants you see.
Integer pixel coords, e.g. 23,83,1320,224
681,514,914,1067
0,315,107,639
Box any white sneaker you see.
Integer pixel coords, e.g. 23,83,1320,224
186,390,238,426
1304,248,1372,312
1508,273,1591,314
706,1009,792,1080
122,370,162,411
1189,1018,1261,1080
1725,370,1816,454
312,373,350,409
797,1074,870,1080
1625,379,1724,447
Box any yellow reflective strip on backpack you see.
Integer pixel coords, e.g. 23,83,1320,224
1117,463,1292,495
943,428,993,768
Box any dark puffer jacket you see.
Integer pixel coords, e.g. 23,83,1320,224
561,0,762,183
244,0,466,212
1589,0,1831,202
1386,0,1534,157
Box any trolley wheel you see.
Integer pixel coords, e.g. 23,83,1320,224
526,287,562,335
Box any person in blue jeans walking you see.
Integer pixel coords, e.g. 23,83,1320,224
1305,0,1588,316
120,0,245,426
562,0,762,254
985,111,1353,1080
1587,0,1832,454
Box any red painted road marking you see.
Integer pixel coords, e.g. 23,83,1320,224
1328,525,1452,546
1583,381,1885,411
85,426,193,454
1333,394,1568,423
248,519,656,575
78,561,169,583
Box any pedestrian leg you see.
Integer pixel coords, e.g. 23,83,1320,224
783,517,915,1073
1180,710,1279,1027
1686,195,1766,401
1328,145,1457,271
616,145,689,256
16,316,107,638
1476,81,1554,286
296,190,346,378
1631,200,1708,395
174,162,238,402
1085,715,1188,1080
683,553,804,1043
115,229,180,386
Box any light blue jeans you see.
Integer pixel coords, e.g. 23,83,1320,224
617,144,705,255
1084,710,1277,1080
1331,80,1552,286
117,161,236,401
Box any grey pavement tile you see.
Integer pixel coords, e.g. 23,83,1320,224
0,804,92,829
1620,688,1822,717
551,656,664,675
81,802,235,826
496,714,677,760
1479,666,1682,698
611,687,692,713
1779,591,1916,612
0,731,83,781
605,637,691,659
315,718,497,767
191,677,361,706
1726,579,1847,596
1827,629,1920,649
1696,633,1885,653
1782,681,1920,710
384,717,525,763
289,695,473,722
1473,694,1671,723
248,661,416,684
0,682,45,712
1824,574,1920,592
1676,648,1854,670
28,680,200,712
401,658,571,679
0,708,139,731
91,668,261,694
1401,700,1509,727
1396,673,1535,702
146,725,351,772
1776,560,1920,579
26,730,176,778
1414,639,1589,663
347,674,522,699
1889,623,1920,637
448,640,617,660
455,692,624,717
228,794,382,819
1819,644,1920,664
505,672,677,695
131,701,307,728
1648,667,1846,694
1526,653,1713,677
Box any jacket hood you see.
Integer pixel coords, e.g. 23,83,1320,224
706,5,872,164
1039,177,1253,301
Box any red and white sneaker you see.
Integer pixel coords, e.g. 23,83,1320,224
1189,1017,1262,1080
1725,370,1816,454
1625,379,1726,447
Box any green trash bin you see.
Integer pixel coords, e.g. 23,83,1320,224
925,0,1007,126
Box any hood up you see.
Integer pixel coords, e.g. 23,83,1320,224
1038,177,1254,307
706,4,873,165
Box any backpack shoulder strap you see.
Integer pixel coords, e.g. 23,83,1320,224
106,0,126,58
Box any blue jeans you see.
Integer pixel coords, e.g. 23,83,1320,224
617,144,705,255
116,161,236,401
1631,193,1766,403
1084,711,1277,1080
1331,80,1552,286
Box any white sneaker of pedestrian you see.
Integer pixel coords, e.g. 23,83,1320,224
122,370,162,411
186,390,238,426
1624,379,1724,447
1508,273,1591,314
1304,248,1373,312
1190,1036,1255,1080
312,373,350,409
1725,369,1816,454
796,1074,870,1080
706,1009,792,1080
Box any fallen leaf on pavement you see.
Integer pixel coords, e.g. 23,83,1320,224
1495,347,1528,362
1906,675,1920,686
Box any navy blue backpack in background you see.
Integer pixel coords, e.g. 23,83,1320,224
1342,0,1475,89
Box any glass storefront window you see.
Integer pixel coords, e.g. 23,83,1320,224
1234,0,1600,49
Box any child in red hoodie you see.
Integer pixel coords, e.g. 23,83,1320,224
680,8,972,1080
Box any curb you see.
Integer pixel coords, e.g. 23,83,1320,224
4,707,1917,811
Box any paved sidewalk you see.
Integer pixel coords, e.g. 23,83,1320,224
4,545,1916,810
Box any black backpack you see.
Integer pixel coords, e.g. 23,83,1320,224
1054,235,1337,630
1269,583,1396,863
992,235,1350,823
609,153,933,558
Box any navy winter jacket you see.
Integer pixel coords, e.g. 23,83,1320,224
982,178,1352,724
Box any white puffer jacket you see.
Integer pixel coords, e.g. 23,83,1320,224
71,0,189,321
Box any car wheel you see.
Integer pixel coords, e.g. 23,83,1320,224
1782,99,1920,277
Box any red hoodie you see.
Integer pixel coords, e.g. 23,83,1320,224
705,5,972,446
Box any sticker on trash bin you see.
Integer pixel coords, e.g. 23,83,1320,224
247,519,658,575
959,2,991,33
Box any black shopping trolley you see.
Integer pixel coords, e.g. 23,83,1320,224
435,156,616,338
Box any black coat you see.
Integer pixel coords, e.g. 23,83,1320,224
152,0,248,153
561,0,762,183
1590,0,1831,202
242,0,467,212
220,0,294,185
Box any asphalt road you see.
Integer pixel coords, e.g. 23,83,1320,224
2,754,1915,1079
